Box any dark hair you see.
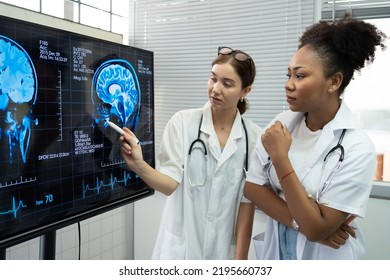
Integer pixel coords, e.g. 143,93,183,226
211,51,256,114
299,13,387,95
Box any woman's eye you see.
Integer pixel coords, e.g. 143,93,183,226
286,73,305,79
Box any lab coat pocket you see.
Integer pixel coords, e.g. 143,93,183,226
227,167,246,182
253,232,265,259
159,230,185,259
224,168,245,196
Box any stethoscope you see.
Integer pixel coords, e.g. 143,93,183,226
188,114,248,187
316,128,346,200
265,128,346,200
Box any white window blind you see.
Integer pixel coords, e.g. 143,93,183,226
321,0,390,20
131,0,314,149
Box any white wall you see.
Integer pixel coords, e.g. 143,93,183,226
359,197,390,259
134,192,166,259
5,205,133,260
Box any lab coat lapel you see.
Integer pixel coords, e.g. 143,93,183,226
273,112,316,181
200,106,221,166
299,127,335,180
217,114,243,168
201,110,243,170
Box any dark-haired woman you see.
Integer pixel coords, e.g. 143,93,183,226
245,13,387,259
121,47,261,259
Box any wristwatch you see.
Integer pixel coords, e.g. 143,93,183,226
291,218,300,230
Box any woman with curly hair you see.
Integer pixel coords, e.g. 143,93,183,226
244,13,387,259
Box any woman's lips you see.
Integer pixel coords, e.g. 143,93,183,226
210,96,222,103
286,95,295,103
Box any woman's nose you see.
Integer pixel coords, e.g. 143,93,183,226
285,80,294,91
213,82,222,94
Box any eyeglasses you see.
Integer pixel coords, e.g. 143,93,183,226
218,46,253,79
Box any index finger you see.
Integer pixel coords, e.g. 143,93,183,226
274,120,283,127
340,224,356,239
122,127,140,145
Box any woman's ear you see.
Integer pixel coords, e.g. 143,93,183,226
242,86,252,98
330,72,343,92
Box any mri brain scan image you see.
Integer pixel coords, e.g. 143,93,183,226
91,59,141,131
0,35,38,164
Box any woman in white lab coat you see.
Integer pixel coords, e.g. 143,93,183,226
244,13,387,259
120,47,261,259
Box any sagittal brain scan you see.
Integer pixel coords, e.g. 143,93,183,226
0,15,154,247
92,59,141,131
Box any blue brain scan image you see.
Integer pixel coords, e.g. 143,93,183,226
91,59,141,131
0,35,38,164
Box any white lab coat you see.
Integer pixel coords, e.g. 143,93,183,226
246,102,376,259
152,101,261,259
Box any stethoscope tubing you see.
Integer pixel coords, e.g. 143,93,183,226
317,129,346,200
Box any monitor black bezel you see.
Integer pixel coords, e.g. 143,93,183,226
0,15,155,249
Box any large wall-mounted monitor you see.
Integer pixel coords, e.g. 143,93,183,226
0,15,155,248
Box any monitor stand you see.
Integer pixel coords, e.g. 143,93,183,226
39,230,56,260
